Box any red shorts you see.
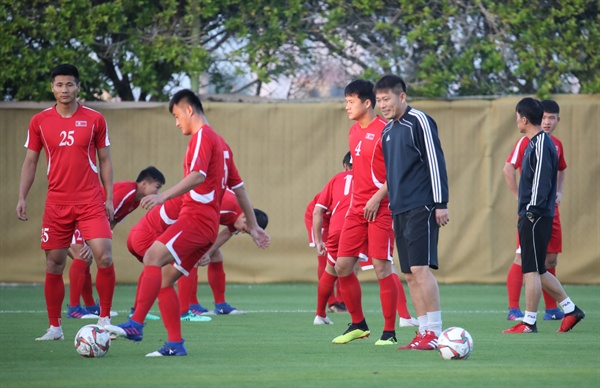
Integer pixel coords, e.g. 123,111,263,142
42,202,111,250
71,229,84,245
326,228,341,266
156,215,217,276
306,225,328,248
337,209,394,263
515,205,562,254
127,225,159,263
325,227,375,269
360,257,374,271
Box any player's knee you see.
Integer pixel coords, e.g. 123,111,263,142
94,255,113,268
334,260,353,276
373,261,392,279
513,254,522,265
45,262,66,274
545,253,558,268
45,251,67,273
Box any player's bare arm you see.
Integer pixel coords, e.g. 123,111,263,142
232,185,259,229
98,146,114,221
232,185,270,248
16,149,40,221
556,169,565,205
312,206,327,256
210,228,235,255
364,182,388,222
141,171,205,210
502,162,519,201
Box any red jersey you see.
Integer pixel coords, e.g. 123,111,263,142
305,192,330,246
507,135,567,172
108,181,139,223
25,104,110,205
348,116,389,211
220,189,243,233
179,125,226,230
222,141,244,190
316,171,352,234
141,195,183,234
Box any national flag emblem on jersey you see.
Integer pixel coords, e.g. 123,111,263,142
75,120,87,127
366,133,375,140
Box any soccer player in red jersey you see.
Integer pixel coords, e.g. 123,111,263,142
306,193,330,283
66,167,166,319
503,100,569,321
180,188,269,317
105,89,270,357
125,196,186,321
313,152,353,324
332,80,412,346
16,64,115,341
306,191,345,312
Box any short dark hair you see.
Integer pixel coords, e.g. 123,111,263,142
344,80,376,108
254,209,269,229
374,75,407,96
343,151,352,168
516,97,544,126
51,64,79,83
136,166,166,185
169,89,204,114
541,99,560,114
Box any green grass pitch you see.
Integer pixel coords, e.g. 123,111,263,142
0,283,598,387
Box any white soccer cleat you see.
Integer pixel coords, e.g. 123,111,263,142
399,317,419,327
104,324,126,339
35,326,64,341
97,317,111,327
314,315,333,325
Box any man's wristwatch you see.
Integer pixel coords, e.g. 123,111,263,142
526,211,535,222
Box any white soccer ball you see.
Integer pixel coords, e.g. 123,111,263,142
437,326,473,360
74,324,111,358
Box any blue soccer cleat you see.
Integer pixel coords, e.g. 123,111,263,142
86,301,118,317
189,303,208,315
104,319,144,342
146,339,188,357
507,308,524,321
85,303,101,316
67,304,98,319
206,302,246,315
544,308,565,320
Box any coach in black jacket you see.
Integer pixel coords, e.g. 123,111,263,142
374,75,448,350
502,97,585,334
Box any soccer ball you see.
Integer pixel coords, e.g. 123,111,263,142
437,326,473,360
74,324,111,358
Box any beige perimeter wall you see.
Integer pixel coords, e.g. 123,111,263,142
1,95,599,284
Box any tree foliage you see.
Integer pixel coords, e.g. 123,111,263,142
308,0,600,97
1,0,598,101
1,0,307,101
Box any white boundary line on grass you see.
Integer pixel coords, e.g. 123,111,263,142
0,309,509,314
